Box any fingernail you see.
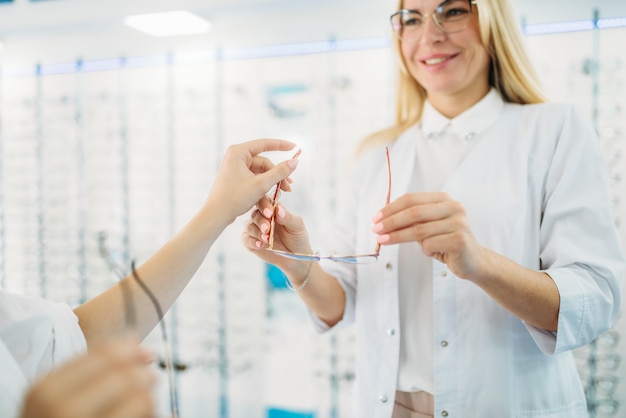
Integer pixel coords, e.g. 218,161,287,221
263,208,273,218
255,240,263,248
277,206,286,218
372,223,383,233
260,223,269,233
377,234,390,244
288,159,299,169
261,233,269,243
372,211,382,223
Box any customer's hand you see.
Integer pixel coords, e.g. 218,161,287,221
21,338,157,418
372,192,487,280
207,138,299,225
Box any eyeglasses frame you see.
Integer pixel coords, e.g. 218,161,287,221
390,0,478,42
267,147,391,264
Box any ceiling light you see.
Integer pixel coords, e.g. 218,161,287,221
124,10,211,37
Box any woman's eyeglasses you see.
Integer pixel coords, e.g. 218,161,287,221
390,0,477,43
267,147,391,264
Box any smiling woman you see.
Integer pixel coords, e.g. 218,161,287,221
240,0,625,417
0,0,625,417
395,0,492,117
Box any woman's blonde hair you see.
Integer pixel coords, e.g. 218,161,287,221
357,0,547,154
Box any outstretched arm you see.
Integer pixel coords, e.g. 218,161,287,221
75,139,300,345
372,192,560,331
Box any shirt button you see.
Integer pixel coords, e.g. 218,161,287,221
441,340,448,347
441,411,449,417
388,328,396,336
385,262,393,271
440,270,448,277
463,131,476,141
380,395,388,403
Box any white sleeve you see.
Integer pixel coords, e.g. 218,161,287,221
0,291,87,380
307,146,385,333
0,291,87,418
0,340,30,418
527,106,625,354
307,176,360,333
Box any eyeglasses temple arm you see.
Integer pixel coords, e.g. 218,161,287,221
375,147,392,254
268,149,301,249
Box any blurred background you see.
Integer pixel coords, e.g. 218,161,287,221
0,0,624,417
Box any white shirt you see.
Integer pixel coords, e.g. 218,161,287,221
396,92,493,393
314,90,625,418
0,291,87,418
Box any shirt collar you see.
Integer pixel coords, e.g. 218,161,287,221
421,88,504,141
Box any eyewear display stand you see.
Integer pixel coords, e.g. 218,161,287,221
0,8,625,416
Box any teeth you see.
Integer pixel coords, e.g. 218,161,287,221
425,57,447,65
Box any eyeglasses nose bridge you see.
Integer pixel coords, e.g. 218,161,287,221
422,11,447,36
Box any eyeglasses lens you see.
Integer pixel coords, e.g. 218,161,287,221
391,0,474,42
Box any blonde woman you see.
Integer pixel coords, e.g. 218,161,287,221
243,1,624,417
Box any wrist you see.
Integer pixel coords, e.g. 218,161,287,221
202,198,236,229
286,261,314,292
465,247,498,285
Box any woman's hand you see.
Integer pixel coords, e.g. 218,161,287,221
372,192,488,280
242,195,314,278
372,191,561,331
75,138,301,345
21,338,157,418
243,187,347,327
207,138,299,226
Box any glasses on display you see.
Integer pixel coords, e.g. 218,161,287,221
591,399,620,417
581,353,622,373
390,0,477,43
97,232,179,418
593,375,619,397
267,147,391,264
596,330,620,349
